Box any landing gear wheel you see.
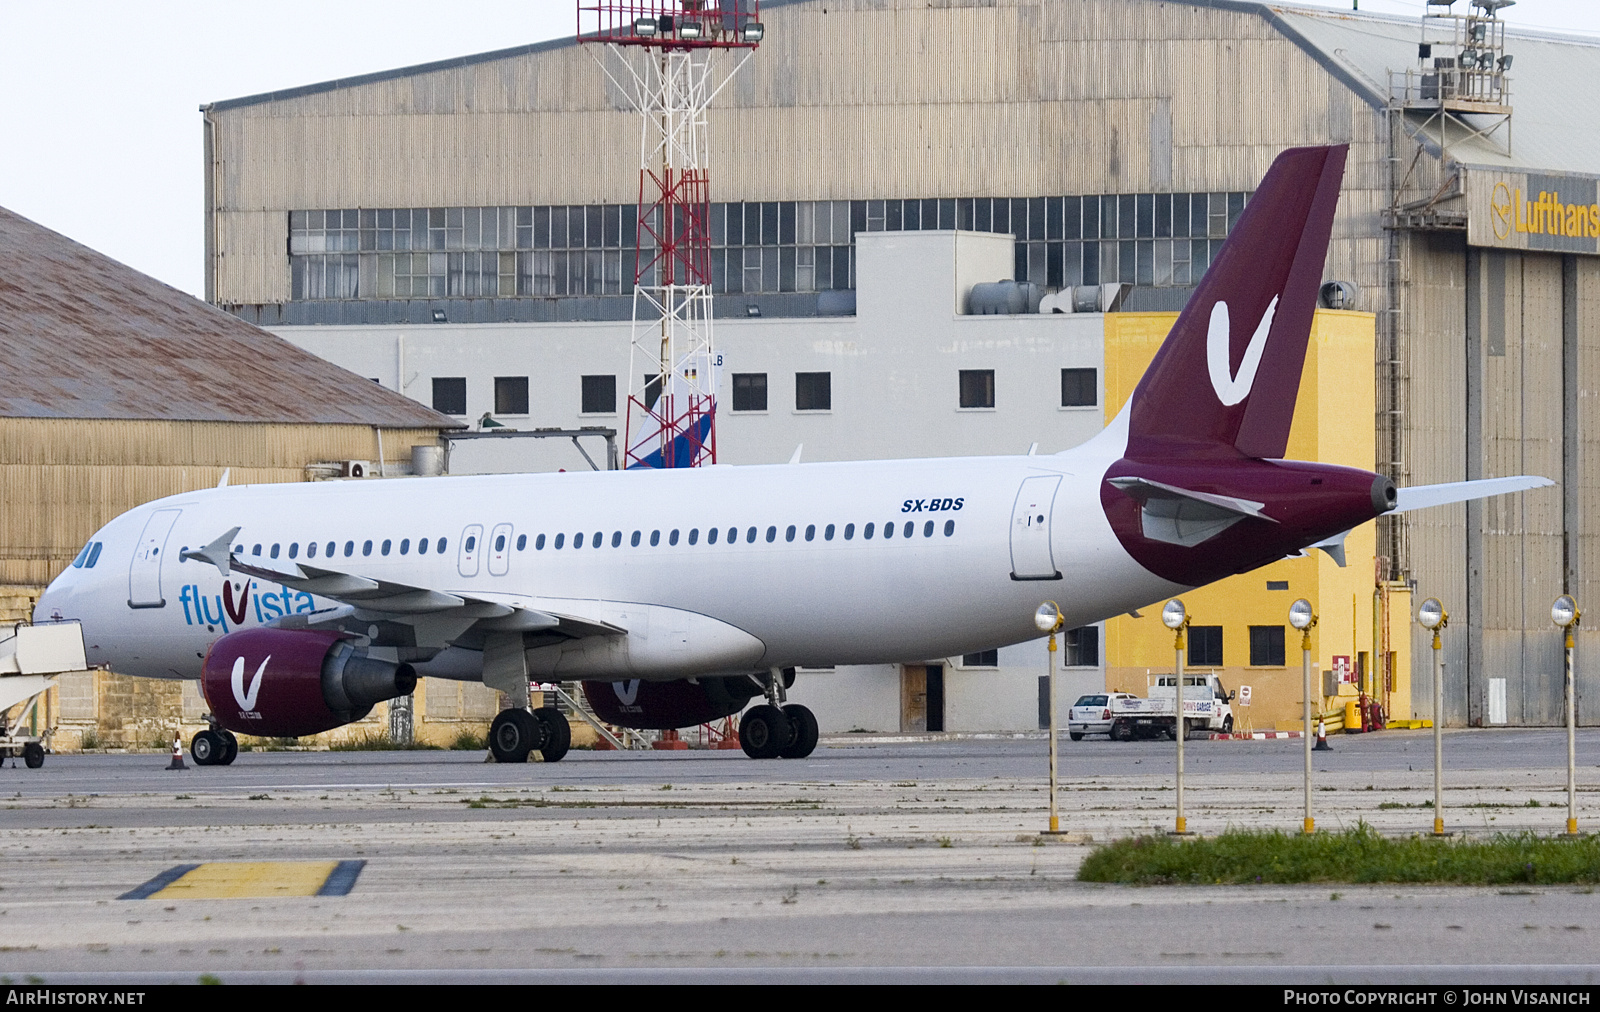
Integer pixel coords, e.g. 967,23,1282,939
21,742,43,769
778,704,818,759
1069,732,1084,742
191,730,223,766
739,705,791,759
217,730,239,765
489,708,545,763
533,708,571,763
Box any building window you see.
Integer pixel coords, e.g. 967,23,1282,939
285,192,1248,305
494,376,529,415
432,377,467,415
732,373,768,412
1061,368,1097,407
962,649,999,667
795,372,831,411
1249,626,1286,666
959,369,995,409
581,375,616,414
1188,626,1223,667
1064,626,1099,667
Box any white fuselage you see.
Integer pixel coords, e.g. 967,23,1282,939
34,415,1184,683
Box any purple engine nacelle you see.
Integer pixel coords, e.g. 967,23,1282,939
200,628,416,738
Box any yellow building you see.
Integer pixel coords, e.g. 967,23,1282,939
1102,310,1411,730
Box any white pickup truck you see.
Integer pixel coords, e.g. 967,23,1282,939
1107,673,1236,741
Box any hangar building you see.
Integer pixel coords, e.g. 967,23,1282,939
199,0,1600,728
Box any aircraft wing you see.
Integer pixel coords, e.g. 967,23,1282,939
1391,475,1554,513
179,527,624,642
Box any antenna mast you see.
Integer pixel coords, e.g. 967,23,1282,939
578,2,763,468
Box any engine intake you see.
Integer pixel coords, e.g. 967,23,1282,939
200,628,416,738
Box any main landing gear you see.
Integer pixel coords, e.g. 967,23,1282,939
488,707,572,763
190,726,239,766
739,669,818,760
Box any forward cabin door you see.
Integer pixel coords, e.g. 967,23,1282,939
127,509,181,608
1009,475,1062,580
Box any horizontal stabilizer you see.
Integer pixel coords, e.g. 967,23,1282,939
1108,476,1275,548
1391,475,1554,514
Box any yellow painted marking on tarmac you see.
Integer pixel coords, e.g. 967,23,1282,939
152,861,340,899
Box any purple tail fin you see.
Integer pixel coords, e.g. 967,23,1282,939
1126,145,1347,461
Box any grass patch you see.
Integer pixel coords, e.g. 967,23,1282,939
329,731,442,752
1078,826,1600,885
450,728,487,751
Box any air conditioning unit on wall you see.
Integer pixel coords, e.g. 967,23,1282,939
342,460,371,478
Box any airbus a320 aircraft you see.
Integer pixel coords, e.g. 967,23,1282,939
33,145,1547,767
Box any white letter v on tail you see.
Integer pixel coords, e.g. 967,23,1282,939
1206,296,1278,407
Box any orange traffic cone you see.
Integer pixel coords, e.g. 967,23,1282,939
1312,719,1333,752
166,733,188,770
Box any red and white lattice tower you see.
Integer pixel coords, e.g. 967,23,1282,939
578,3,763,468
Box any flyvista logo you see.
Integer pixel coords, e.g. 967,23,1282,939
611,680,643,713
1206,296,1279,407
179,580,318,632
1491,181,1600,241
231,654,269,718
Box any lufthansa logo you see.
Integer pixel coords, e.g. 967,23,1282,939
1491,181,1514,241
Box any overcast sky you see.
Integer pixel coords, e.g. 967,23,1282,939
1,1,1594,299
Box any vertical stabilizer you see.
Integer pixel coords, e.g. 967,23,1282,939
1125,145,1347,460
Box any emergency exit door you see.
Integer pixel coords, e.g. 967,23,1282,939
1009,475,1062,580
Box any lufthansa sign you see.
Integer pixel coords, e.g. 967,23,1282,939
1468,168,1600,255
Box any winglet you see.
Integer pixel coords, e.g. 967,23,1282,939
788,444,803,465
181,527,240,577
216,468,230,489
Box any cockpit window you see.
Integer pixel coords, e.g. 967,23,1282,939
71,543,92,568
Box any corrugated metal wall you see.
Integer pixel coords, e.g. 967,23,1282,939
1406,239,1581,725
0,419,440,586
207,0,1387,307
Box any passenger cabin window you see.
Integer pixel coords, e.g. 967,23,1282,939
863,523,874,539
418,538,430,554
805,524,816,541
494,534,505,552
289,543,300,559
943,519,955,536
400,539,410,554
381,539,391,556
251,544,262,556
610,532,621,547
465,535,477,552
745,527,756,543
437,538,447,553
785,525,796,542
688,529,699,545
824,524,834,540
765,526,776,543
516,535,525,551
554,534,565,549
535,534,546,550
844,523,855,540
574,533,585,549
669,530,679,546
631,531,641,547
362,540,373,556
270,544,281,559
